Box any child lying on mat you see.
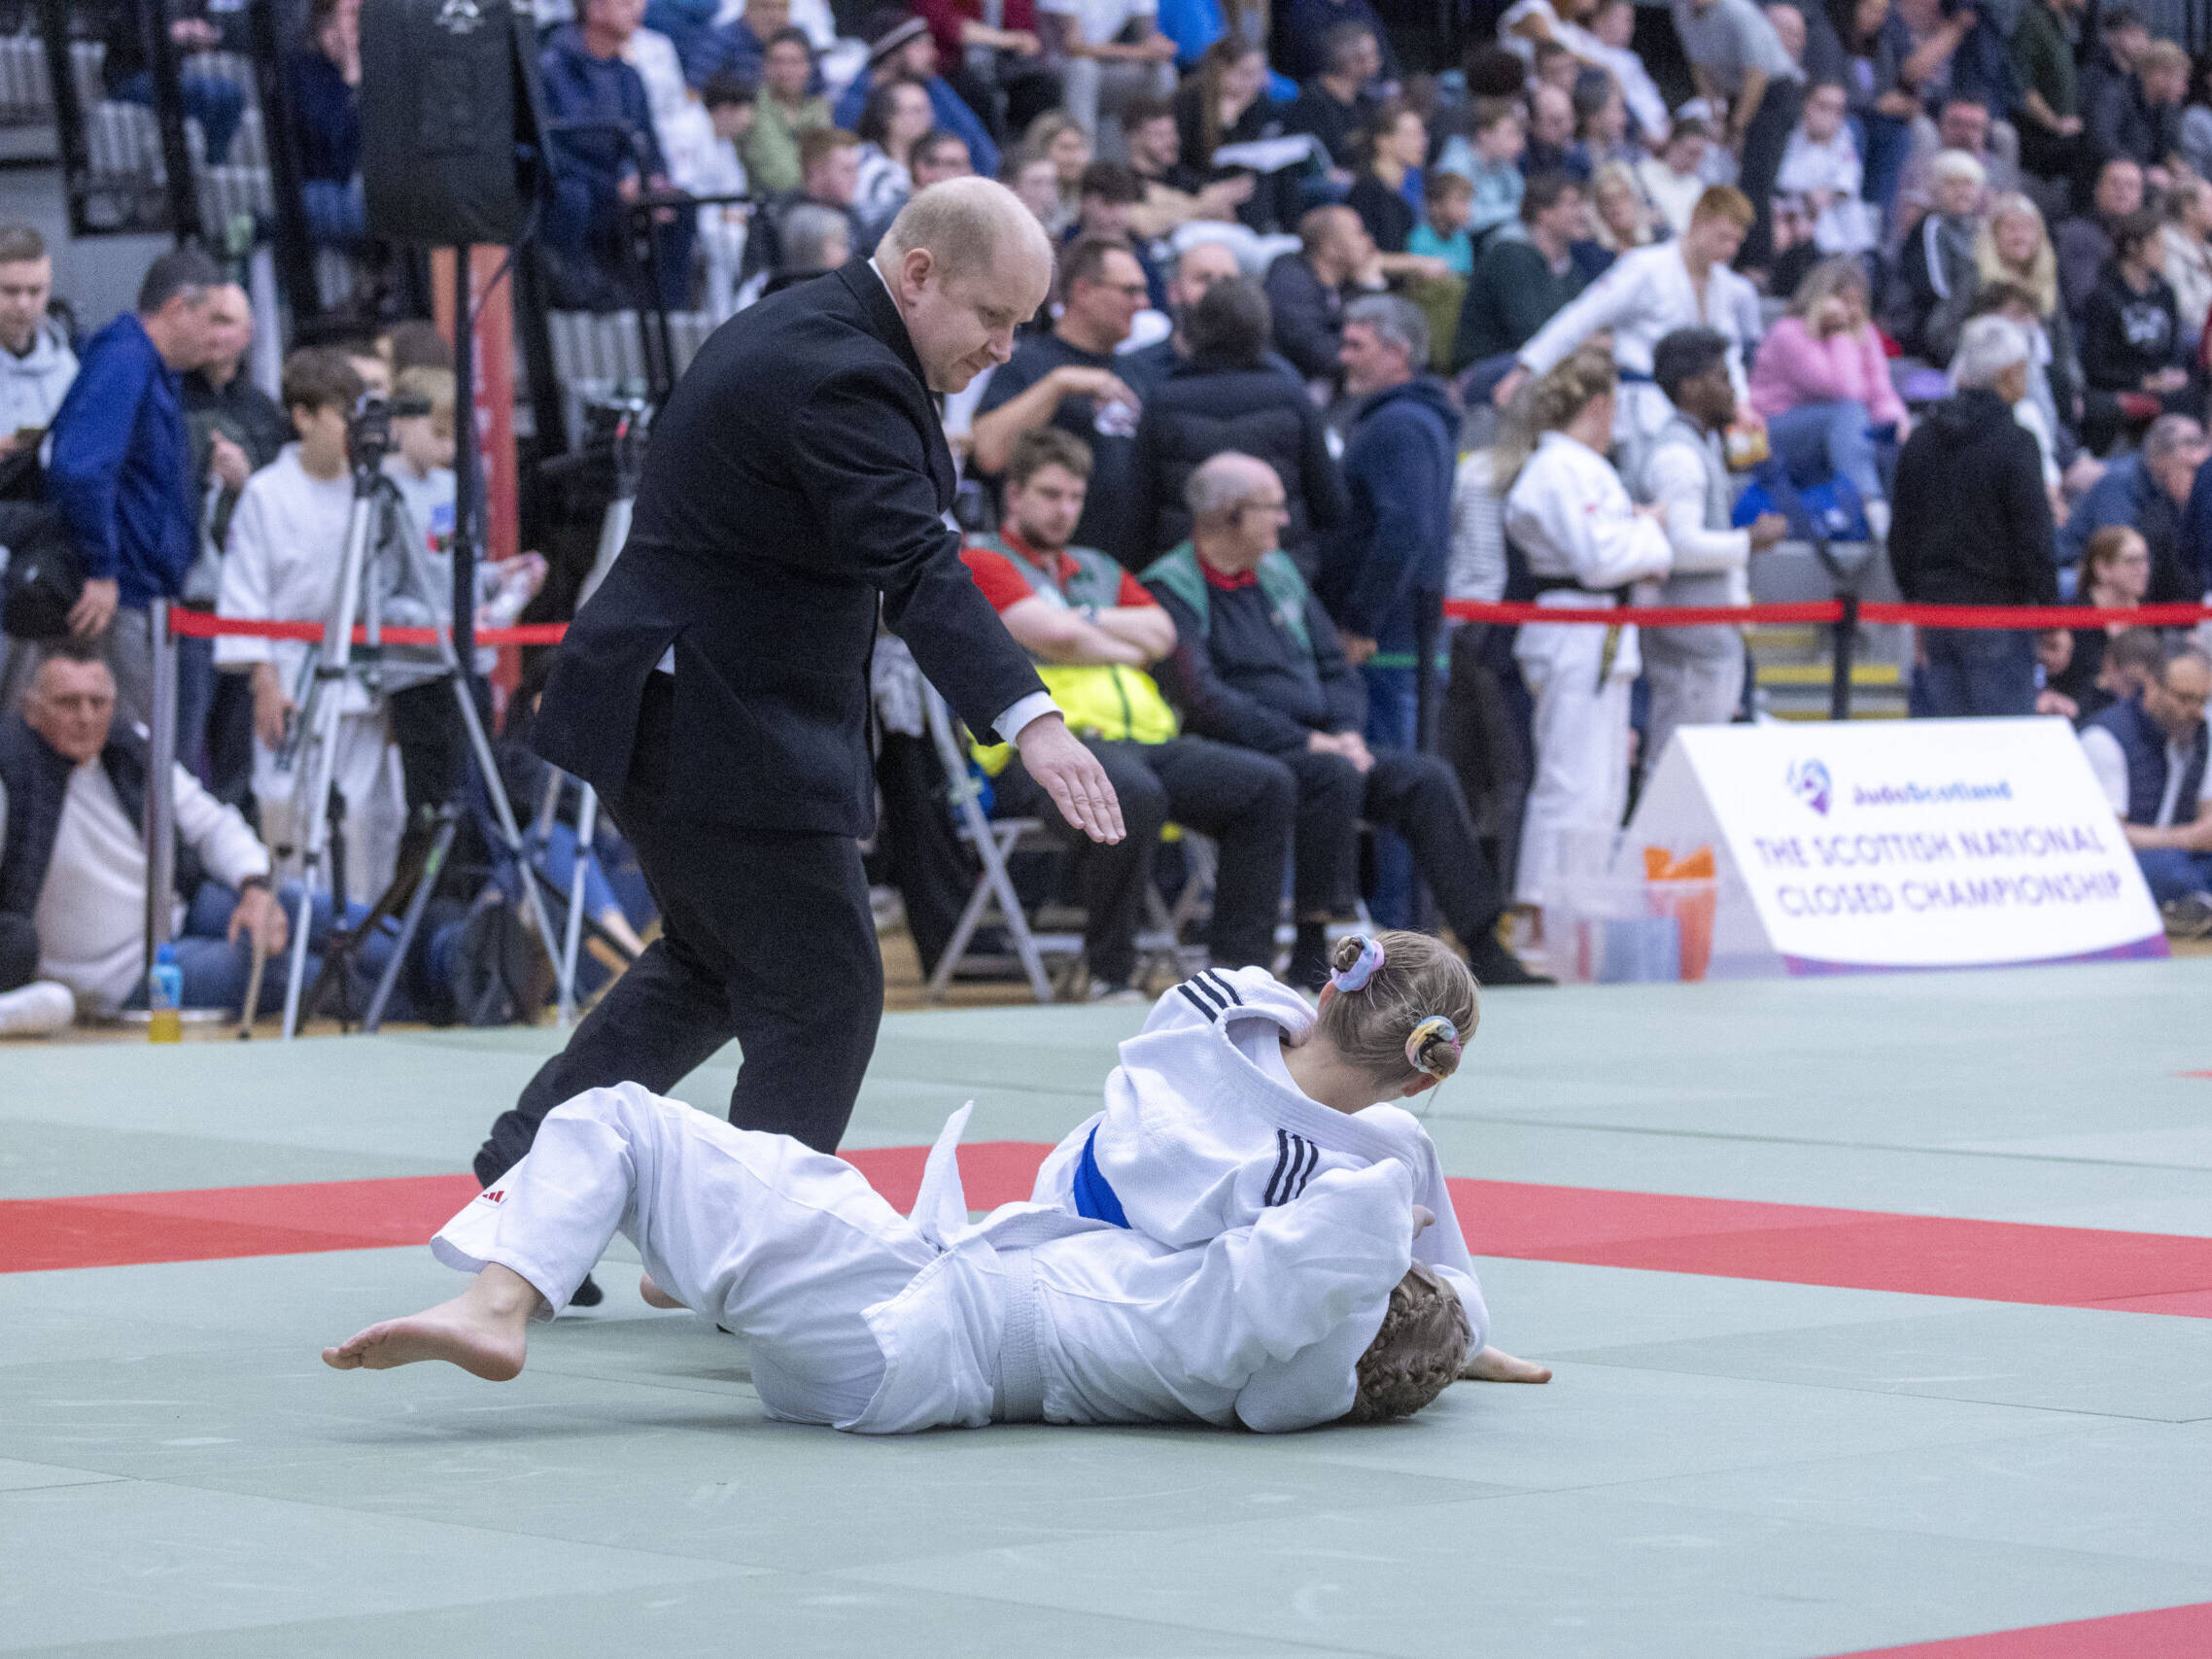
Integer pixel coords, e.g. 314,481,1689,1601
1029,932,1548,1385
324,1084,1474,1434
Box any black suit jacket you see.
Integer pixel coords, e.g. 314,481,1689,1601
532,260,1045,836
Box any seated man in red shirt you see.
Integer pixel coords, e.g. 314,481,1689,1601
960,429,1296,999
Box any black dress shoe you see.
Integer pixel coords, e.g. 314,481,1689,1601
1469,933,1554,986
568,1271,605,1307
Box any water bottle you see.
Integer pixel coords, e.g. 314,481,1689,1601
148,943,183,1044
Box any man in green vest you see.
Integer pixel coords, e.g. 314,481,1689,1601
958,430,1296,1000
1144,453,1548,989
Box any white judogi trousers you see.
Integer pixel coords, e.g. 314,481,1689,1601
253,710,404,908
441,1087,935,1428
1514,617,1639,907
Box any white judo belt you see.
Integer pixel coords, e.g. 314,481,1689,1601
990,1246,1047,1424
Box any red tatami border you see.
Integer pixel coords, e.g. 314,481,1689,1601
1824,1599,2212,1656
8,1141,2212,1319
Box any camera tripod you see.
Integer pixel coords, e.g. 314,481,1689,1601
274,400,564,1038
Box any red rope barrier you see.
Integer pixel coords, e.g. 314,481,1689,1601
1442,599,1845,627
166,610,569,647
171,601,2212,646
1857,602,2212,629
1442,599,2212,628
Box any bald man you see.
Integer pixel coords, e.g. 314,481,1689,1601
497,182,1123,1249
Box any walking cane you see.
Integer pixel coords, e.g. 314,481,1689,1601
236,927,270,1041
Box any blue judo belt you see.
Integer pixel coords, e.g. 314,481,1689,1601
1071,1126,1130,1227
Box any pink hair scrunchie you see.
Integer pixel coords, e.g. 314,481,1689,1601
1329,935,1386,992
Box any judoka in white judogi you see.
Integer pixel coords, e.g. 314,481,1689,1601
1514,242,1763,449
1029,965,1492,1358
430,1083,1422,1434
1503,432,1673,907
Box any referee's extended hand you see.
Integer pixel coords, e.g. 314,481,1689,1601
1016,713,1124,845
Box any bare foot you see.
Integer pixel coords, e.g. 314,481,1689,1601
639,1271,683,1309
322,1263,540,1381
1459,1344,1552,1384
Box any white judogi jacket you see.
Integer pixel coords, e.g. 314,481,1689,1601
1504,431,1674,687
1515,243,1762,447
1030,967,1492,1357
881,1108,1421,1434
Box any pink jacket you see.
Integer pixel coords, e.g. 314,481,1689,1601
1747,317,1908,431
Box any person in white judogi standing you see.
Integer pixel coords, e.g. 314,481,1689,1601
1493,186,1765,459
1636,327,1790,769
215,348,404,907
1028,933,1546,1382
323,1082,1478,1434
1503,349,1674,913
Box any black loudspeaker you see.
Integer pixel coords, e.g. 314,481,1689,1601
360,0,546,246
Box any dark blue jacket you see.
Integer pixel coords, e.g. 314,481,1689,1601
832,70,999,179
2171,453,2212,603
540,25,668,240
644,0,742,86
1320,375,1456,649
2091,695,2207,827
2066,453,2200,604
46,313,194,609
1276,0,1399,82
284,47,359,184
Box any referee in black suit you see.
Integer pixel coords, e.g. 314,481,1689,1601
476,181,1123,1200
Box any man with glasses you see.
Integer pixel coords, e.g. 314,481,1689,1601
971,234,1152,567
2080,645,2212,937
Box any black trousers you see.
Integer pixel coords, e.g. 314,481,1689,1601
475,674,881,1184
389,675,496,819
994,735,1293,986
1281,744,1505,948
0,911,35,992
1735,76,1804,272
1440,623,1534,898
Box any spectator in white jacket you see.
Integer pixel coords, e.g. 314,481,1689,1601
214,348,404,907
1502,348,1673,912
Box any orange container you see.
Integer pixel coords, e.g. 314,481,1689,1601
1642,845,1718,982
1645,881,1717,981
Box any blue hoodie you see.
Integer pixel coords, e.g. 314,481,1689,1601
45,312,193,610
1322,375,1458,650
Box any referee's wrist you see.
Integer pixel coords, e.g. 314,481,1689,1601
237,874,272,896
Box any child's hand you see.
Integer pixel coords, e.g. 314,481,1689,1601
1412,1204,1434,1241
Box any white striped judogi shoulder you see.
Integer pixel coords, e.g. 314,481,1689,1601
1031,966,1493,1357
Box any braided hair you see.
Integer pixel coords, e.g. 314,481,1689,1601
1345,1265,1470,1423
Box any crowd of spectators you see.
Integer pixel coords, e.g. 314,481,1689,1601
0,235,612,1038
15,0,2212,1040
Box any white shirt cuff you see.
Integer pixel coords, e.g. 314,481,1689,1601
996,690,1061,744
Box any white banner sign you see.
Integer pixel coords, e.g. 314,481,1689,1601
1627,718,2167,974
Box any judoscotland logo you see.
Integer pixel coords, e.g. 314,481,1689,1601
1786,759,1833,815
